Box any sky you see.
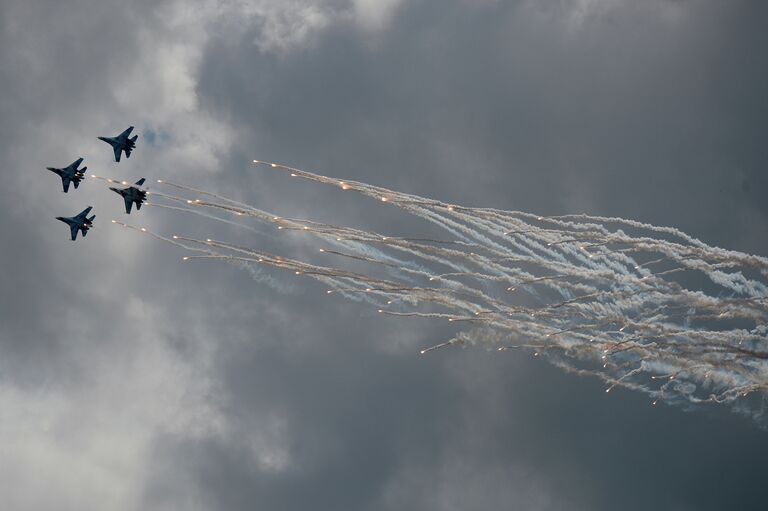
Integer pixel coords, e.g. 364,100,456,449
1,0,767,510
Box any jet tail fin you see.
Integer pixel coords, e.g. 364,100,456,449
135,178,145,186
130,135,138,143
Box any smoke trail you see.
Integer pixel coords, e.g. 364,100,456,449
101,161,768,422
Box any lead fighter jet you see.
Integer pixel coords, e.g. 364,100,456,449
98,126,138,162
56,206,95,240
46,157,86,192
110,178,147,214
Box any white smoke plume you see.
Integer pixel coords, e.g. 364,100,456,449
101,159,768,422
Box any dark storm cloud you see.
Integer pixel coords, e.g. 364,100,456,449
1,0,767,510
190,1,768,510
201,0,768,252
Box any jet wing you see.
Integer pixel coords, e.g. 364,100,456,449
124,196,133,214
75,206,93,220
70,224,79,241
62,177,71,193
119,126,134,139
113,145,122,162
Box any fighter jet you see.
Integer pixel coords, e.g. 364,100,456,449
98,126,138,162
110,178,147,214
56,206,95,241
46,157,86,193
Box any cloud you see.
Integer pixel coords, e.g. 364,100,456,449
0,295,222,511
1,0,768,510
352,0,405,31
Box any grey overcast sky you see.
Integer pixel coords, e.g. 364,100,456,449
1,1,767,510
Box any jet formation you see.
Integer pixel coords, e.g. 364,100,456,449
47,126,143,240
